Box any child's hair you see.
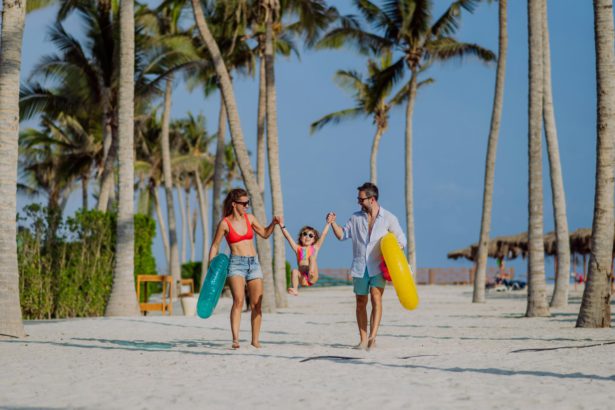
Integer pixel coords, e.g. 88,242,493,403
297,226,320,246
222,188,249,217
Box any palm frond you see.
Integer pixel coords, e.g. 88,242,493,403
310,107,364,134
316,15,389,54
431,0,480,37
426,37,495,63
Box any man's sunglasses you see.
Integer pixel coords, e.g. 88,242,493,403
235,200,250,207
357,196,372,203
301,232,315,238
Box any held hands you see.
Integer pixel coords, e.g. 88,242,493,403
274,215,284,227
326,212,336,224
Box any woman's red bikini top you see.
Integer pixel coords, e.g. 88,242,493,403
224,213,254,244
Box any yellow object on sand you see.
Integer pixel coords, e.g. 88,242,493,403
380,232,419,310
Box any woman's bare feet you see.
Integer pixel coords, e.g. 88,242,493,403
287,288,299,296
251,342,261,348
367,337,376,350
232,340,240,349
353,341,368,350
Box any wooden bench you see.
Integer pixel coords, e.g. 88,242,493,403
177,278,195,298
136,274,173,316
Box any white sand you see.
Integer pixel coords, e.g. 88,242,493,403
1,285,614,409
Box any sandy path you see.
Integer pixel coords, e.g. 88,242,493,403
1,285,614,409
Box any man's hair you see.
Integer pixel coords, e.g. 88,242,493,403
357,182,379,201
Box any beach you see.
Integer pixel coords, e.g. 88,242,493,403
1,285,614,409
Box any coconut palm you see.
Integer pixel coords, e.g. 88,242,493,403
472,0,507,304
105,0,139,316
576,0,615,328
526,0,549,318
542,0,570,308
311,51,418,184
318,0,495,272
0,0,28,338
191,0,277,312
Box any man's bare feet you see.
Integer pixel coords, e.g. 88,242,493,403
287,288,299,296
232,340,240,349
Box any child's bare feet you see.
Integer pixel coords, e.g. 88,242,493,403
287,288,299,296
232,340,240,349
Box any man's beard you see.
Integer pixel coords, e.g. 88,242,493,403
360,204,371,213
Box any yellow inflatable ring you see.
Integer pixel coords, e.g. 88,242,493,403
380,232,419,310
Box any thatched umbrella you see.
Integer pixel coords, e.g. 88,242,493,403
569,228,592,255
447,246,475,261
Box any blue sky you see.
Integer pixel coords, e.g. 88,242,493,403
18,1,597,280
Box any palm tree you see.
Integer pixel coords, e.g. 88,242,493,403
526,0,549,318
542,0,570,308
0,0,27,338
311,51,413,184
576,0,615,328
472,0,507,304
191,0,277,312
105,0,139,316
319,0,495,272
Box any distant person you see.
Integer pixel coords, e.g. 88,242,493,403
208,188,280,349
329,182,406,350
280,213,334,296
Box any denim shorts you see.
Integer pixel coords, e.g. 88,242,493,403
353,268,386,295
228,255,263,281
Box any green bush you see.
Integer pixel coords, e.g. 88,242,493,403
134,214,158,302
182,262,203,293
17,205,157,318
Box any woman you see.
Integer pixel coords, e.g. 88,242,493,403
209,188,279,349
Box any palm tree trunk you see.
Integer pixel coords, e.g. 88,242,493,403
526,0,549,318
176,181,187,264
82,174,89,210
185,185,195,262
97,89,114,211
257,51,267,195
369,126,384,184
473,0,508,304
160,77,181,283
106,0,139,316
0,0,27,338
405,71,418,273
191,0,276,312
152,184,170,267
194,170,209,288
211,93,227,237
97,123,117,212
542,0,571,308
265,13,287,308
576,0,615,328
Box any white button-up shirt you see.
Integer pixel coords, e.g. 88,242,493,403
340,206,407,278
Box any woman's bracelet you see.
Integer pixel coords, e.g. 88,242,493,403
280,225,286,229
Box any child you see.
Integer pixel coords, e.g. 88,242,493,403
279,213,334,295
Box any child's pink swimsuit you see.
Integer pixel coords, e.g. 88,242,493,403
297,246,315,286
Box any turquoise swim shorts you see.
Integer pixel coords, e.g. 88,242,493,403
353,268,385,295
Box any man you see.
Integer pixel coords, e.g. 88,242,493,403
330,182,407,350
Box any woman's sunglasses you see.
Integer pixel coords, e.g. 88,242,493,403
235,200,250,207
301,232,315,239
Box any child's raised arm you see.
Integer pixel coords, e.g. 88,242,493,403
315,213,335,250
278,216,299,252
